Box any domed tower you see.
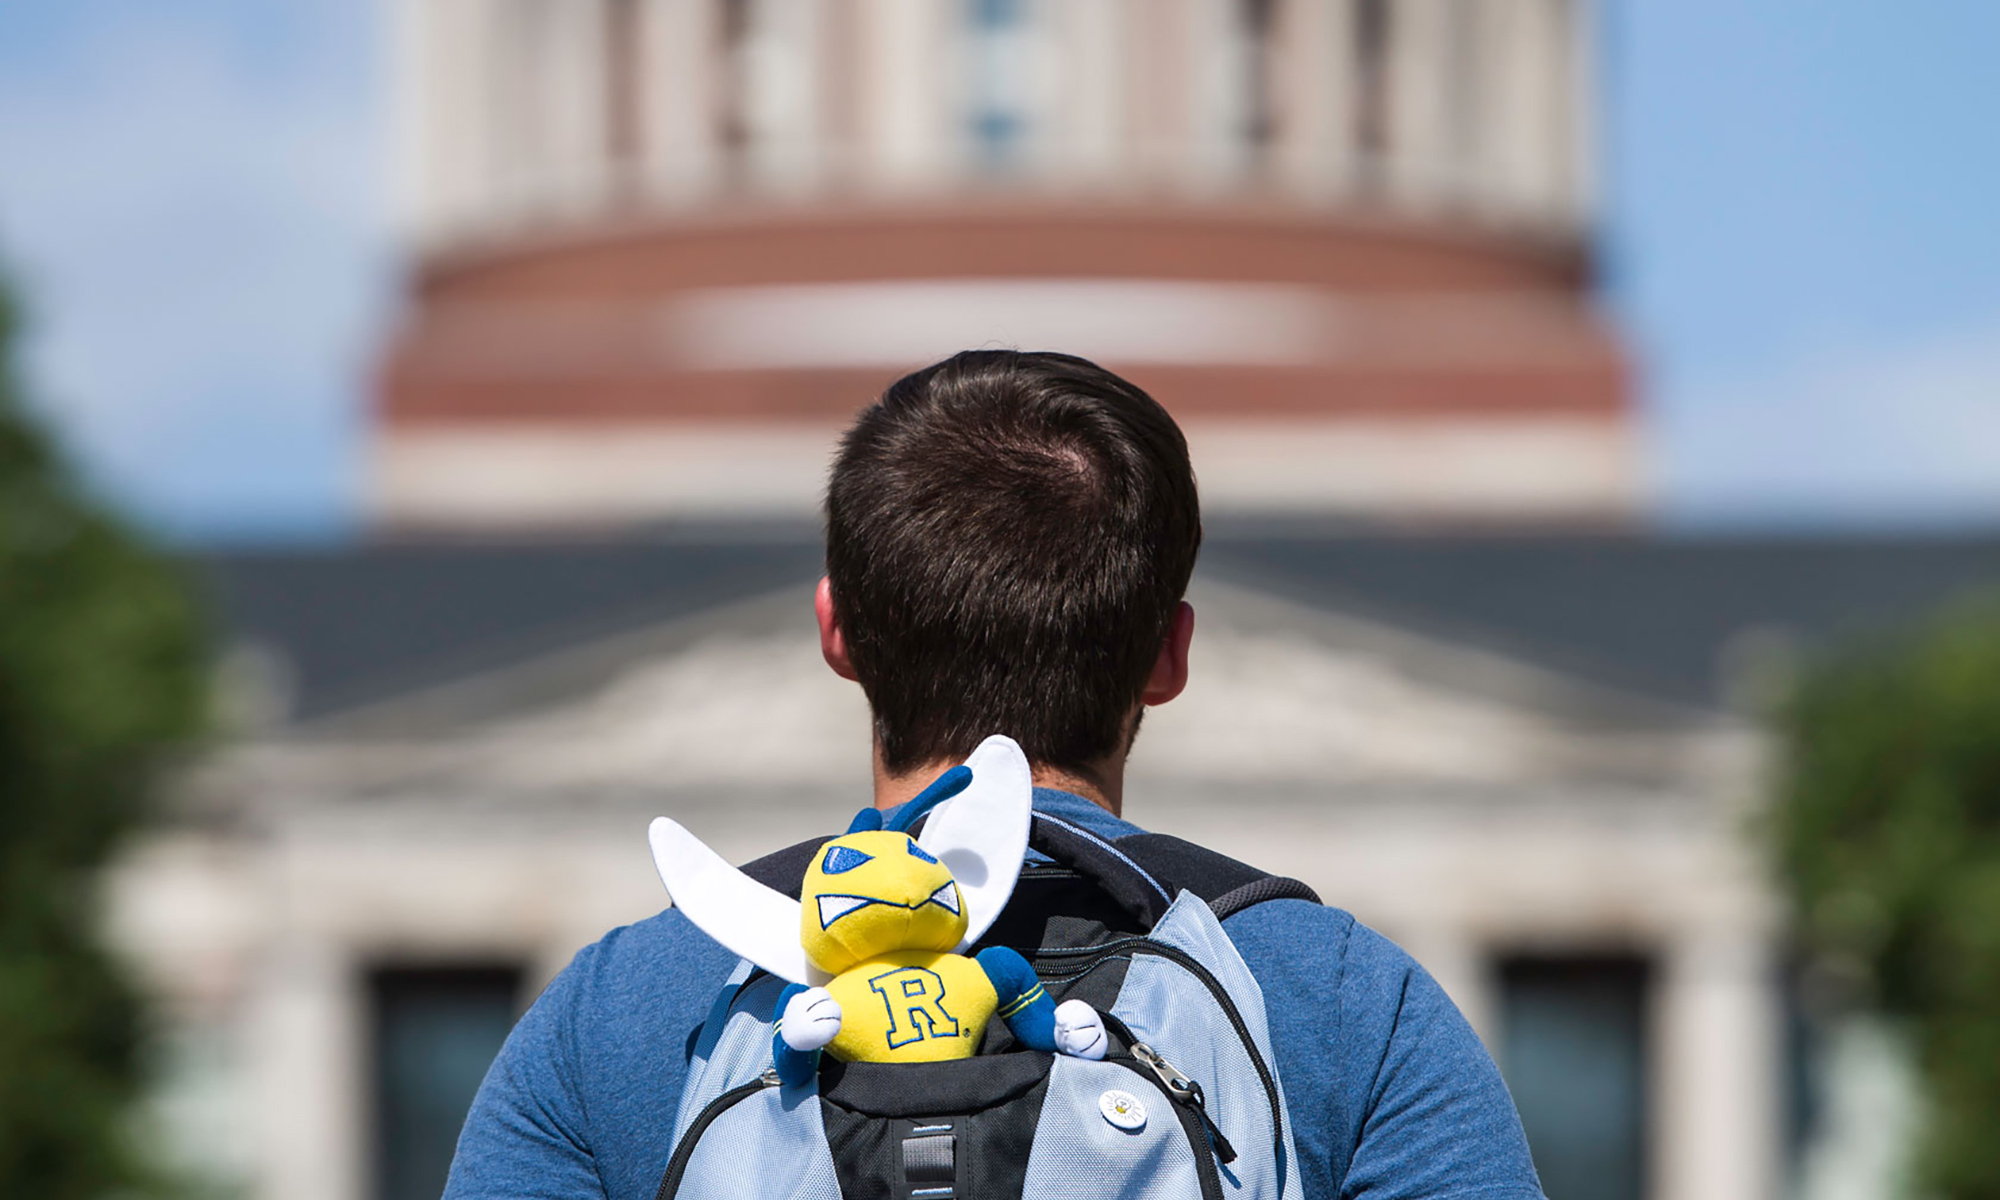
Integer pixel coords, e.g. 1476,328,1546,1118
378,0,1628,526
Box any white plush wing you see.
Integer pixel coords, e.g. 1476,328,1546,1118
918,734,1034,951
648,817,814,984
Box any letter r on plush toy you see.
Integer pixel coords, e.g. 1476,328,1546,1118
871,966,958,1049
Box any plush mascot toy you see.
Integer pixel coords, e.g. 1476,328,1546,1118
649,736,1109,1085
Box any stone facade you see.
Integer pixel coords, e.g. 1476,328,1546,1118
110,575,1781,1200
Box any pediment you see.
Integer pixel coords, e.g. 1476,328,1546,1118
204,578,1746,819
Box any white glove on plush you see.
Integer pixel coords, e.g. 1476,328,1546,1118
1052,999,1109,1060
781,986,843,1051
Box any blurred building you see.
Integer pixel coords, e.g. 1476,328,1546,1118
376,0,1631,526
104,5,1993,1200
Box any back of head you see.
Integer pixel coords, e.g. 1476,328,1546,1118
825,350,1201,775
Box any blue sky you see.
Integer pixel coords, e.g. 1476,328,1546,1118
1605,1,2000,526
0,1,385,539
0,0,1996,540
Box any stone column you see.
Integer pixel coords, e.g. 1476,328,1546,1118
1652,932,1781,1200
856,0,959,189
1385,0,1451,206
1558,0,1594,224
417,0,501,237
391,0,436,238
1041,0,1126,183
743,0,825,191
639,0,721,202
540,0,613,214
1271,0,1355,200
1120,0,1190,183
1181,0,1248,188
1484,0,1564,219
250,941,362,1200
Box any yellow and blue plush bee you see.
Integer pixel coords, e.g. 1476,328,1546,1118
649,736,1107,1085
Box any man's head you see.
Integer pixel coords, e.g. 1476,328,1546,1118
822,350,1201,781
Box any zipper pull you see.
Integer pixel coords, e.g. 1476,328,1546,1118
1129,1043,1238,1164
1129,1043,1197,1101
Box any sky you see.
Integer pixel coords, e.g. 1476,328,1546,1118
0,0,1996,541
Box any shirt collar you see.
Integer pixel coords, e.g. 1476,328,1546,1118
1031,787,1145,840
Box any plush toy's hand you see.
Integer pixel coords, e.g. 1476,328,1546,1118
780,986,843,1051
1052,999,1108,1060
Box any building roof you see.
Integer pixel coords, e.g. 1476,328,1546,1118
1204,531,2000,706
195,530,2000,723
197,533,824,720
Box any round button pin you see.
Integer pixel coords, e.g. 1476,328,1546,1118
1099,1088,1147,1131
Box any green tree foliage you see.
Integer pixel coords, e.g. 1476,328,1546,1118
1773,599,2000,1200
0,279,208,1197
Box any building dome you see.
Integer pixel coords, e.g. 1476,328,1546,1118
378,0,1630,527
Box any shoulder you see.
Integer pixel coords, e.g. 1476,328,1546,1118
1220,897,1361,987
542,907,743,1051
1229,905,1434,1005
487,907,740,1103
1222,899,1428,1055
1224,900,1470,1065
573,905,736,985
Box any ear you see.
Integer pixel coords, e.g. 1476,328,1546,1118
816,577,858,682
1141,601,1195,706
648,818,816,984
917,735,1034,951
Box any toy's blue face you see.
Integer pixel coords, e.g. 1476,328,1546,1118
799,830,967,974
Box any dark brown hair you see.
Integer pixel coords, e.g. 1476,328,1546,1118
825,350,1201,773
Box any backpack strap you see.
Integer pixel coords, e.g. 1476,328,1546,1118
742,836,831,899
1207,875,1325,920
1027,813,1176,928
1110,833,1321,919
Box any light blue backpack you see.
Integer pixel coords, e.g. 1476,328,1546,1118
656,812,1320,1200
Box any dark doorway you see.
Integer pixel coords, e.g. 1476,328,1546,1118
370,965,524,1200
1498,955,1651,1200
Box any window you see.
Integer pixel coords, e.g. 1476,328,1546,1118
1441,0,1480,172
370,966,524,1200
605,0,644,183
1242,0,1279,156
1353,0,1391,168
969,0,1030,168
719,0,754,169
1498,956,1651,1200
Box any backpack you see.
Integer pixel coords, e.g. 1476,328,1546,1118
655,811,1322,1200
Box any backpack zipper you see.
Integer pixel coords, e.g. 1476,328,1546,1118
1111,1052,1226,1200
653,1069,780,1200
1129,1041,1238,1164
1033,938,1286,1175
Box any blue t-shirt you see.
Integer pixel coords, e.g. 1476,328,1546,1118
445,789,1545,1200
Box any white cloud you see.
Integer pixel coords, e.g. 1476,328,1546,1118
1652,314,2000,528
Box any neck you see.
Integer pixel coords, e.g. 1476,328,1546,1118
873,750,1125,817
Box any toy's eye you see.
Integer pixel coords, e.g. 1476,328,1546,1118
817,894,874,928
906,841,938,864
925,882,960,915
821,846,874,874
